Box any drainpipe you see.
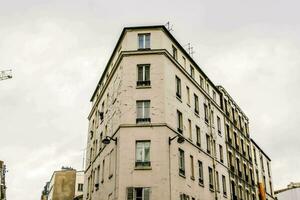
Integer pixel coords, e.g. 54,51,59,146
208,101,218,200
169,141,172,200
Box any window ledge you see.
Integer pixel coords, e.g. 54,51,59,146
176,96,182,102
179,173,186,179
187,103,191,107
108,174,113,179
135,166,152,170
199,182,204,187
190,176,195,181
194,112,200,118
136,85,151,89
138,48,151,51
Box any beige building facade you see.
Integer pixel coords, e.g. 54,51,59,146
84,25,274,200
41,168,84,200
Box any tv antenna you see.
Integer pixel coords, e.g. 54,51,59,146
165,21,174,32
184,43,195,57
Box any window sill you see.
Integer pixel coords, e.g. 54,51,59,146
138,48,151,51
199,182,204,187
194,112,200,118
223,194,227,198
209,187,214,192
179,173,186,179
190,176,195,181
135,166,152,170
136,85,151,89
187,103,191,107
176,96,182,102
108,174,113,179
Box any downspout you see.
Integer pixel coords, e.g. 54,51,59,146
169,141,172,200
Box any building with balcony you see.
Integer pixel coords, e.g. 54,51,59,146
83,25,275,200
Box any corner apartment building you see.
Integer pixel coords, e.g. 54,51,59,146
0,160,6,200
84,25,274,200
41,167,84,200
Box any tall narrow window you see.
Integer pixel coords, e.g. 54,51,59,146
136,100,151,123
136,141,151,167
190,65,195,78
182,56,186,68
222,175,227,196
216,171,220,192
219,145,224,163
188,119,192,140
217,116,221,134
213,90,216,101
196,126,201,147
198,160,203,184
204,103,209,123
179,148,185,176
206,83,210,95
138,33,150,49
101,159,105,183
137,64,150,86
209,167,214,190
176,76,181,99
186,86,190,105
211,110,214,126
109,149,114,178
177,110,183,133
190,155,195,180
194,94,199,114
200,76,204,88
172,45,178,60
206,134,211,154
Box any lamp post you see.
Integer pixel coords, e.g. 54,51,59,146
169,134,185,200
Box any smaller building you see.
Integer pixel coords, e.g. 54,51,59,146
275,182,300,200
41,167,84,200
0,160,7,200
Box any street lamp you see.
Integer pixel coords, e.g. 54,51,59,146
169,135,185,145
102,136,117,144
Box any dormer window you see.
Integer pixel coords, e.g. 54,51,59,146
138,33,150,49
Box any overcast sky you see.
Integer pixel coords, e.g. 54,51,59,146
0,0,299,199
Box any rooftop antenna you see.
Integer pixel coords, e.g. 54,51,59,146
165,21,174,32
184,43,195,58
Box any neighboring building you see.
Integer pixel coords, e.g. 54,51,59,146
275,182,300,200
251,139,274,200
83,25,275,200
0,160,6,200
41,167,84,200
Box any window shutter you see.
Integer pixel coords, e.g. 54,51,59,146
127,187,133,200
144,188,150,200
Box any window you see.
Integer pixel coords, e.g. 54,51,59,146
190,155,195,180
198,160,203,184
211,110,214,126
206,134,211,154
194,94,199,114
217,116,221,134
188,119,192,140
222,175,227,196
127,187,150,200
172,45,178,60
186,86,190,105
101,159,105,183
219,145,224,163
204,103,209,123
200,76,204,88
216,171,220,192
196,126,201,147
267,162,271,177
213,90,216,101
176,76,181,99
95,165,100,188
208,167,214,190
182,56,186,68
138,33,150,49
78,183,83,192
109,149,115,177
190,65,194,78
136,100,151,123
137,64,150,86
177,110,183,133
206,83,210,95
136,141,151,167
179,148,185,176
254,148,257,164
